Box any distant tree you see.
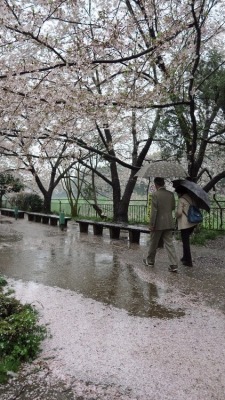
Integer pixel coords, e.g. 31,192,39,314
0,137,81,213
62,164,88,218
155,50,225,188
62,157,107,219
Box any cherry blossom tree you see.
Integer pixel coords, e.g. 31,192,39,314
0,0,225,220
0,129,83,212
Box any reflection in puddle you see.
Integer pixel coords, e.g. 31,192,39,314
80,253,184,319
0,226,184,319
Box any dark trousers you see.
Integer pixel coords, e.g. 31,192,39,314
180,226,195,265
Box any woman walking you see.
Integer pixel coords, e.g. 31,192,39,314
175,188,198,267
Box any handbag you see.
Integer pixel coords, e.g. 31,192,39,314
187,205,203,223
182,196,203,224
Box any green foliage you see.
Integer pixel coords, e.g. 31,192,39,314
10,192,44,212
190,229,224,246
77,215,111,222
0,173,24,207
82,183,95,200
153,49,225,166
0,277,7,287
197,50,225,112
0,283,47,384
157,113,185,160
0,173,24,194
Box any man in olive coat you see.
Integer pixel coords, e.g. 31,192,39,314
143,177,178,272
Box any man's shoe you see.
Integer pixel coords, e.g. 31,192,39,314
168,265,178,273
143,258,154,267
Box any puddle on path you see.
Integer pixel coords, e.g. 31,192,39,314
0,223,184,319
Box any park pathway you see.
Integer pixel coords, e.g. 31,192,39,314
0,216,225,399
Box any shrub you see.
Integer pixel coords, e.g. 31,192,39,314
190,228,224,245
0,279,47,384
10,192,43,212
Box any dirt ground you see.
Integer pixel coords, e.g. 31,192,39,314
0,217,225,400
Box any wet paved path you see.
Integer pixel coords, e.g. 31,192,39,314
1,217,224,314
0,216,225,399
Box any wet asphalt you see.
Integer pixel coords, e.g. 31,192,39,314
0,215,225,317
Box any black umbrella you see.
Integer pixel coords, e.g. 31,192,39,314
173,180,210,212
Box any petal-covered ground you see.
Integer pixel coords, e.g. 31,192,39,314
0,217,225,399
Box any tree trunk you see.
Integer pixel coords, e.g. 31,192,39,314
113,171,137,223
114,201,129,223
43,193,52,213
71,203,78,218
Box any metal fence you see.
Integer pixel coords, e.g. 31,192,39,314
2,198,225,231
51,199,225,231
203,207,225,231
50,199,149,223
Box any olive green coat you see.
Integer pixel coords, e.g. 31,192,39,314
150,187,175,230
